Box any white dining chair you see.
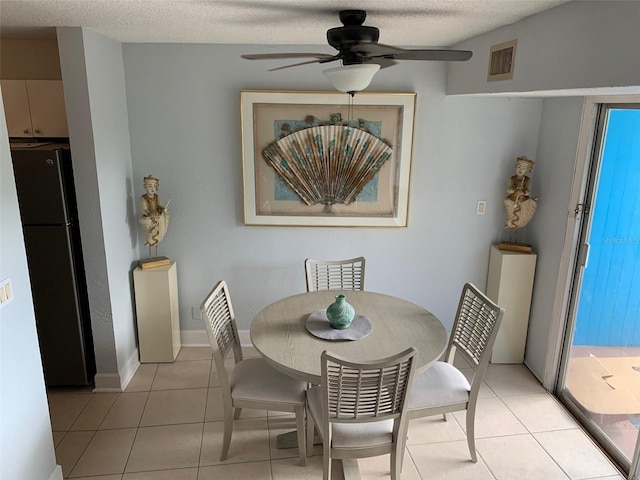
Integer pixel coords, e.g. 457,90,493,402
306,347,417,480
200,280,308,465
407,283,504,462
304,256,366,292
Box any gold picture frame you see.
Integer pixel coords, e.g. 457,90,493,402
240,90,416,227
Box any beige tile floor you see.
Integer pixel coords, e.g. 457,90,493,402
48,347,627,480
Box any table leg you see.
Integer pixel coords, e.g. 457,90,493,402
276,429,322,449
276,431,361,479
341,459,361,480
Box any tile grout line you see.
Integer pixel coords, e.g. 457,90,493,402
56,349,625,479
196,357,214,472
63,429,99,479
497,389,624,478
120,393,151,475
50,392,96,479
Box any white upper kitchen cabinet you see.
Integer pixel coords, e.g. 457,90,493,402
1,80,69,138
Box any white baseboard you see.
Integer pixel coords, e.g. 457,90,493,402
92,333,252,393
118,348,141,390
93,373,124,392
180,329,209,346
48,465,63,480
238,329,250,346
181,329,251,347
93,348,140,392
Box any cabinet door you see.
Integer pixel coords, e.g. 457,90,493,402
1,80,34,137
26,80,69,137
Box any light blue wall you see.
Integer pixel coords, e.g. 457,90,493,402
56,2,640,387
1,5,637,477
448,1,640,95
0,87,60,480
58,27,139,389
121,43,543,336
81,30,139,379
445,0,640,383
527,97,585,376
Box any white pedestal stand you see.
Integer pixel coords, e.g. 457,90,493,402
133,261,181,362
486,245,537,364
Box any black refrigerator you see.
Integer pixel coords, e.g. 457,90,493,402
11,142,96,387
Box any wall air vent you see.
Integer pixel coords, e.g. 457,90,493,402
488,39,517,81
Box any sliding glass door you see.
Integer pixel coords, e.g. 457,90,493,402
557,105,640,476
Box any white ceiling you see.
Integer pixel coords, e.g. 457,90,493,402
0,0,571,47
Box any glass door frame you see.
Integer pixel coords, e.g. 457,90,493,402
554,101,640,478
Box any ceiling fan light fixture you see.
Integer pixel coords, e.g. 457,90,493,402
322,63,380,95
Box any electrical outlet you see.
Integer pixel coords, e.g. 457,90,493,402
476,200,487,215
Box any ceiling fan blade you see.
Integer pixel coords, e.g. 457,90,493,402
242,53,335,60
350,43,472,61
391,49,473,61
349,42,404,57
267,57,339,71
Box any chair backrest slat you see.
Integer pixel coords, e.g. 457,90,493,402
449,283,503,369
305,257,366,292
323,348,416,423
200,280,243,387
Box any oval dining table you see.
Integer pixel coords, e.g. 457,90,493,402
250,290,448,479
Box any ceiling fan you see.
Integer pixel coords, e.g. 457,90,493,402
242,9,472,94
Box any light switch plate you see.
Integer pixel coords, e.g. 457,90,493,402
476,200,487,215
0,278,13,308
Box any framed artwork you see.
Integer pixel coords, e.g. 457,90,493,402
241,90,416,227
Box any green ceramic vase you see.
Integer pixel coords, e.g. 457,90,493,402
326,294,355,329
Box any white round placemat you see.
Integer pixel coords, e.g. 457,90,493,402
305,309,373,341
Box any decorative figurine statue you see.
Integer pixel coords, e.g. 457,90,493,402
504,156,538,230
138,175,170,259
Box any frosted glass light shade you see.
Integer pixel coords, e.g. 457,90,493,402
322,64,380,94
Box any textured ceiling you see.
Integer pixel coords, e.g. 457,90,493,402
0,0,571,47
